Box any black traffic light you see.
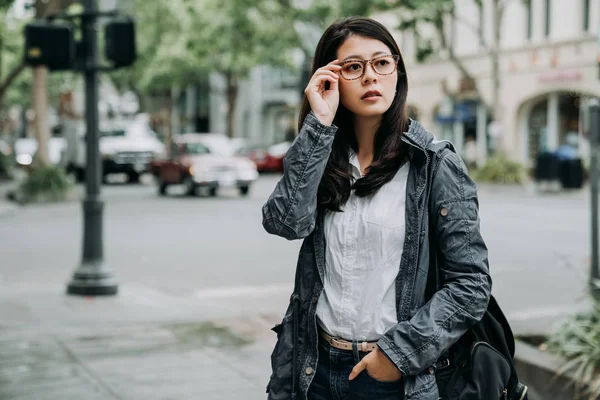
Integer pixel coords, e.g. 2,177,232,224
104,17,136,68
24,21,76,71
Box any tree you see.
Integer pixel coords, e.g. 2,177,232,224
0,0,25,131
108,0,214,153
29,0,77,167
181,0,301,138
384,0,522,133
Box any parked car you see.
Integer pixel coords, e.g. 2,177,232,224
61,117,165,183
237,141,291,173
150,134,258,197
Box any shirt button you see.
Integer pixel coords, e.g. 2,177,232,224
305,367,314,375
440,208,448,217
428,366,435,375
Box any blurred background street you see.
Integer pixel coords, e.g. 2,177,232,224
1,0,600,398
0,176,592,332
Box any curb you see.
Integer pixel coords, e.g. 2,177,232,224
514,339,586,400
0,199,19,218
0,204,19,218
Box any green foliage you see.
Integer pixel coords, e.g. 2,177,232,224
111,0,302,94
416,39,435,62
545,286,600,400
0,0,15,11
470,153,525,184
0,150,14,179
18,165,71,203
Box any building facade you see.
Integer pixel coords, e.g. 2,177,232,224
377,0,600,167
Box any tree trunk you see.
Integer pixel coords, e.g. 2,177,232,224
170,85,180,145
32,66,50,167
441,7,492,116
165,90,173,157
225,72,238,139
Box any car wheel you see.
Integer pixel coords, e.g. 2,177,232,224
74,166,85,183
208,187,217,197
185,178,197,196
158,180,168,196
128,172,140,184
239,186,250,196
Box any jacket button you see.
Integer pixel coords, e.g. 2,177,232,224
440,208,448,217
305,367,314,375
312,295,318,304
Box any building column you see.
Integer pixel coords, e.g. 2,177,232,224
476,103,488,167
453,121,465,155
547,92,559,150
185,85,196,133
519,109,530,166
171,85,181,137
248,68,263,143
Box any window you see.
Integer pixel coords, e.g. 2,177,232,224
183,143,210,155
100,130,126,138
478,5,484,46
544,0,551,37
583,0,590,32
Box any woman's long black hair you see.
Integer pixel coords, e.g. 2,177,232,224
298,16,410,212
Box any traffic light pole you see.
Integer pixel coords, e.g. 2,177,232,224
66,0,118,296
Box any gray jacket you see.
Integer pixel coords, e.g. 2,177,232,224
262,112,492,400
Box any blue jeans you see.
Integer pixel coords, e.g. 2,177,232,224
307,335,405,400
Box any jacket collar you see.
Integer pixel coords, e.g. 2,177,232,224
401,119,435,163
402,119,434,152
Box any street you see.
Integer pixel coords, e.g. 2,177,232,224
0,175,593,399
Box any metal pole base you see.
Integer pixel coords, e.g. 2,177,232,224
66,261,118,296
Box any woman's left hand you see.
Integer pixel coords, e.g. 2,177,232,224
349,347,402,382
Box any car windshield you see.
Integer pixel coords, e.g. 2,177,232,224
101,130,126,137
183,142,210,155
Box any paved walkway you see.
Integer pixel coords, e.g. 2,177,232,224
0,285,280,400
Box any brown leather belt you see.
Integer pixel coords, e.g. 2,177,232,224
319,329,378,352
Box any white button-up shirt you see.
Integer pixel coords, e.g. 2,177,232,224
316,150,409,342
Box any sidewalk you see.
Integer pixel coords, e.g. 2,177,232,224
0,280,587,400
0,284,283,400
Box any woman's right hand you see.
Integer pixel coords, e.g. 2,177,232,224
304,60,342,126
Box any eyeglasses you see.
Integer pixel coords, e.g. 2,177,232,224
338,55,400,81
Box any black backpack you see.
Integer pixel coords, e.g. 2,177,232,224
425,145,529,400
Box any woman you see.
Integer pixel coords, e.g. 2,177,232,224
262,16,491,400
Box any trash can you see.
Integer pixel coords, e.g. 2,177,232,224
534,152,560,182
558,158,584,189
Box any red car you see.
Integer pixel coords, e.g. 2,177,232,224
238,142,291,173
150,134,258,197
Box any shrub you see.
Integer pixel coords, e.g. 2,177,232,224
0,152,14,180
18,165,71,203
471,153,525,184
545,283,600,400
